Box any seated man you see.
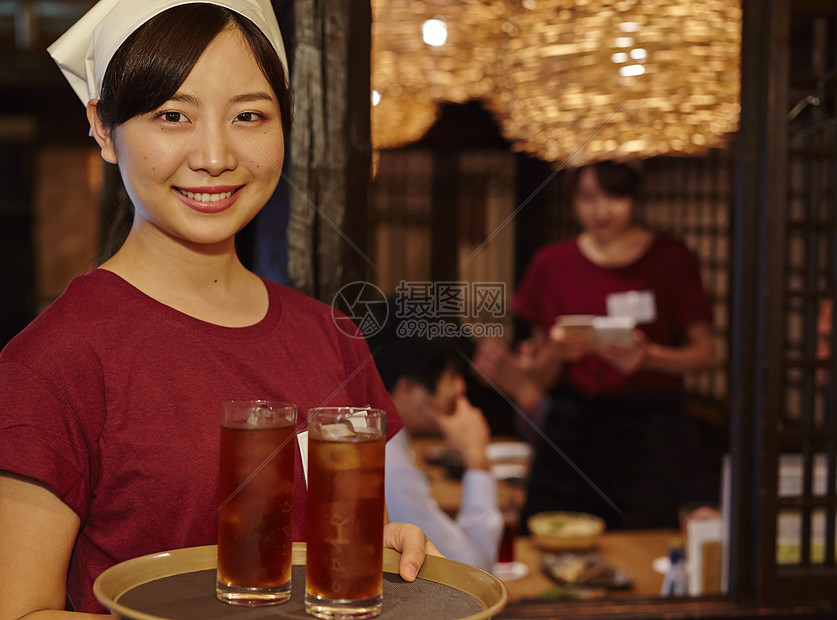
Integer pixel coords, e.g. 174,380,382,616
367,316,503,571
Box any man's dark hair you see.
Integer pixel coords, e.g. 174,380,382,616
366,297,466,394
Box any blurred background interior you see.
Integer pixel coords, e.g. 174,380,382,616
1,0,836,614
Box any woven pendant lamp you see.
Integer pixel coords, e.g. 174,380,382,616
371,0,741,163
371,0,513,149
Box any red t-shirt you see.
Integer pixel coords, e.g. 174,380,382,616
513,235,712,396
0,269,401,613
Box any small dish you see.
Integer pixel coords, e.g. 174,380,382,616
528,511,605,551
652,555,670,574
490,463,528,481
541,552,633,590
486,442,532,462
492,561,530,581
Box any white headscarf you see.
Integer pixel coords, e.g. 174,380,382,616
47,0,288,106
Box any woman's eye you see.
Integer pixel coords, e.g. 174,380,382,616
160,111,184,123
235,112,261,122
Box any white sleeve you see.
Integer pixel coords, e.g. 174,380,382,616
456,469,504,568
385,430,502,571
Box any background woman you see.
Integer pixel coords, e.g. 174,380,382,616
475,159,717,531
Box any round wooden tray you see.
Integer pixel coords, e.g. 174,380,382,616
94,543,507,619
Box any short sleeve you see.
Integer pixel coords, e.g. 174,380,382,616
513,249,550,329
671,243,713,330
333,315,403,440
0,360,94,518
353,337,404,440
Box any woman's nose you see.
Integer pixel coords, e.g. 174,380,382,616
188,118,238,175
592,197,615,217
453,374,467,397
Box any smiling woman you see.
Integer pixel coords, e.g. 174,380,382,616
87,4,290,272
0,1,434,617
89,3,292,264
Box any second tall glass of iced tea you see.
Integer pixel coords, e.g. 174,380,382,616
216,400,297,606
305,407,386,619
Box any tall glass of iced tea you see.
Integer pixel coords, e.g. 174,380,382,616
216,400,297,606
305,407,386,619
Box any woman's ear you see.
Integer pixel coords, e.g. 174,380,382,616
86,99,118,164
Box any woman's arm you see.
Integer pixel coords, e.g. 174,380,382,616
641,321,718,375
522,327,572,390
598,321,718,377
471,338,548,416
0,473,102,620
471,323,595,418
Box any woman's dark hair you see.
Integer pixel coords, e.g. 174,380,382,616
96,3,292,137
571,160,641,201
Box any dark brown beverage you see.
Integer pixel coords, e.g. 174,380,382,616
497,514,518,563
217,422,295,592
306,432,385,602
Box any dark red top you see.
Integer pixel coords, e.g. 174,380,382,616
0,269,400,613
513,235,713,396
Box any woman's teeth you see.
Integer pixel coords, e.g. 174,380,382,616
178,189,233,202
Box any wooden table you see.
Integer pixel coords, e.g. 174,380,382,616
410,435,674,602
411,435,528,514
501,530,675,602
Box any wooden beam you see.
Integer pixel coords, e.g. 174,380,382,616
288,0,372,302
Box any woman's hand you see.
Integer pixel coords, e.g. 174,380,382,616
548,325,596,362
597,321,719,377
383,522,443,582
471,339,547,414
596,331,647,376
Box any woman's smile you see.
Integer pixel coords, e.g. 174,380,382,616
173,185,243,213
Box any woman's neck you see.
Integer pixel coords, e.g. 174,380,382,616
577,226,654,267
99,232,268,327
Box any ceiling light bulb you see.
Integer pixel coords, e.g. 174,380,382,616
619,21,642,32
422,18,448,47
620,64,646,77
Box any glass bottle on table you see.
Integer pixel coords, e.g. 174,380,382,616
660,537,688,597
492,485,529,580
